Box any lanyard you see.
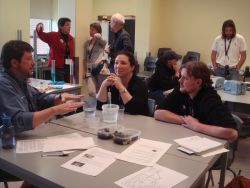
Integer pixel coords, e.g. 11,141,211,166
224,39,232,57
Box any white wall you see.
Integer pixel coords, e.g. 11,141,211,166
0,0,30,50
30,0,52,19
56,0,76,36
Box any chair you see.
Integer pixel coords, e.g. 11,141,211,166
205,114,243,188
0,169,21,188
157,48,172,59
144,55,158,72
182,51,200,65
147,98,156,117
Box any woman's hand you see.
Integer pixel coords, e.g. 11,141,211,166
107,74,124,91
36,23,44,32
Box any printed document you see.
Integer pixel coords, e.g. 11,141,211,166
61,147,118,176
43,133,96,152
16,139,45,153
115,164,188,188
116,138,172,166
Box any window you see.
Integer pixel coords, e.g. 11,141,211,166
30,19,51,55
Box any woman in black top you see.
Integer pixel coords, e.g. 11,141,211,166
97,51,148,115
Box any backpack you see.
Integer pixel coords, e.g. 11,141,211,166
225,175,250,188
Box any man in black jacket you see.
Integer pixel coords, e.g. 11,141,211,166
107,13,134,73
148,50,181,105
155,61,238,141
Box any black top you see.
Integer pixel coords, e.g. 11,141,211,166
109,29,134,64
97,74,148,116
157,86,237,129
148,60,179,92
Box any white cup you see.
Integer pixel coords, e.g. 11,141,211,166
102,104,119,123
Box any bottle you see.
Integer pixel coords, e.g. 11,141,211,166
1,115,16,149
51,60,56,83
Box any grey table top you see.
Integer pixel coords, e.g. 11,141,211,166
52,112,226,165
0,123,209,188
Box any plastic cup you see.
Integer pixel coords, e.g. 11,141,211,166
102,104,119,123
118,105,125,121
83,98,97,119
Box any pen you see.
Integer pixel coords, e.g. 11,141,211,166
41,153,69,157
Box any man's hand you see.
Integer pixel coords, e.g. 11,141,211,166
52,101,84,115
182,115,201,132
60,93,84,103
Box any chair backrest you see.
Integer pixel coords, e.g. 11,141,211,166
182,51,200,65
157,48,172,59
227,114,243,167
148,98,156,117
144,56,158,72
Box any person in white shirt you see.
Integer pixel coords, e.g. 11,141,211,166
211,19,247,80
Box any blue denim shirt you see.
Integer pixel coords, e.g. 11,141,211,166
0,71,57,132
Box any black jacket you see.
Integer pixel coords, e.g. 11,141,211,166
148,60,179,92
97,74,148,116
157,86,237,129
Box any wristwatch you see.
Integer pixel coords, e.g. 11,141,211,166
119,88,128,94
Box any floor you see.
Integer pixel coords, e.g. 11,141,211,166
1,136,250,188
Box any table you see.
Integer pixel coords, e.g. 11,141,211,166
0,123,210,188
29,78,82,95
52,112,228,187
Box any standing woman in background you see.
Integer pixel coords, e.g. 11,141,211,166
84,22,107,97
36,17,74,83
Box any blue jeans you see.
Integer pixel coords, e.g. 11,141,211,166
214,67,239,80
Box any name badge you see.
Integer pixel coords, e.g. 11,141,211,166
65,59,72,65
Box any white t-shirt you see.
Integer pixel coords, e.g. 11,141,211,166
211,33,247,67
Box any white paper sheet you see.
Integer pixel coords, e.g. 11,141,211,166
174,136,223,154
43,133,96,152
61,147,118,176
202,148,229,157
115,164,188,188
116,138,172,166
16,139,45,153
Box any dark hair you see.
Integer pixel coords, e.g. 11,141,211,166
90,22,102,34
116,51,139,74
222,19,236,38
58,17,71,31
0,40,33,70
181,61,213,88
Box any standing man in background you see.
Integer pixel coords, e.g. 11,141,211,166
36,17,74,83
211,19,247,80
107,13,134,73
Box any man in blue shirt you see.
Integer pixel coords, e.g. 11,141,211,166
0,40,84,132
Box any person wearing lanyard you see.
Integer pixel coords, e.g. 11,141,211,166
211,19,247,80
36,17,74,83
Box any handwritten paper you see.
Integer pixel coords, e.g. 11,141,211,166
115,164,188,188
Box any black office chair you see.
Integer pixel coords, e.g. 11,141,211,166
205,114,243,188
0,169,22,188
144,56,158,72
157,48,172,59
182,51,200,65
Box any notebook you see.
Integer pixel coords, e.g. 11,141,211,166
174,136,224,154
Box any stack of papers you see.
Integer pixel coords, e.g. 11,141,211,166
16,133,96,154
174,136,228,156
116,138,172,166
